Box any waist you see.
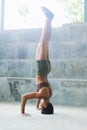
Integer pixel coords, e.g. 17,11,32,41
36,75,47,85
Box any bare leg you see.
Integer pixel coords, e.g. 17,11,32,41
36,18,51,60
36,7,54,60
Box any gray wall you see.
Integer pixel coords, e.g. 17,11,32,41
0,23,87,106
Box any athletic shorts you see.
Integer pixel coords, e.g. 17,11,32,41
36,60,51,76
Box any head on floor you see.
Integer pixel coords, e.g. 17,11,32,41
41,102,54,114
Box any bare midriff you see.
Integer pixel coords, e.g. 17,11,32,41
36,75,47,85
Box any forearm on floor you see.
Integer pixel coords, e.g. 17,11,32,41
36,98,41,108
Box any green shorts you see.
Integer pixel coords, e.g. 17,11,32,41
36,60,51,76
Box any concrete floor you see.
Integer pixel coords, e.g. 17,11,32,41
0,103,87,130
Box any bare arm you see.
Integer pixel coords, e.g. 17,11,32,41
21,92,43,116
36,98,42,110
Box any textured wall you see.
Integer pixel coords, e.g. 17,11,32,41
0,23,87,106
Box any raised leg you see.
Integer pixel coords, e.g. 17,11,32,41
36,18,51,60
36,7,54,60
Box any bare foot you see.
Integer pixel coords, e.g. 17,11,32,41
42,6,54,20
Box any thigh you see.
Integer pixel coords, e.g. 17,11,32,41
36,42,48,60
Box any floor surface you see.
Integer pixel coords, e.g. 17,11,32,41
0,103,87,130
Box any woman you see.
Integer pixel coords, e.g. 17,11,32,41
21,7,54,116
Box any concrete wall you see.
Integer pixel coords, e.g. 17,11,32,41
0,23,87,106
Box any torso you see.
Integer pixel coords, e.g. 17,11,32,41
36,75,52,97
36,75,47,85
